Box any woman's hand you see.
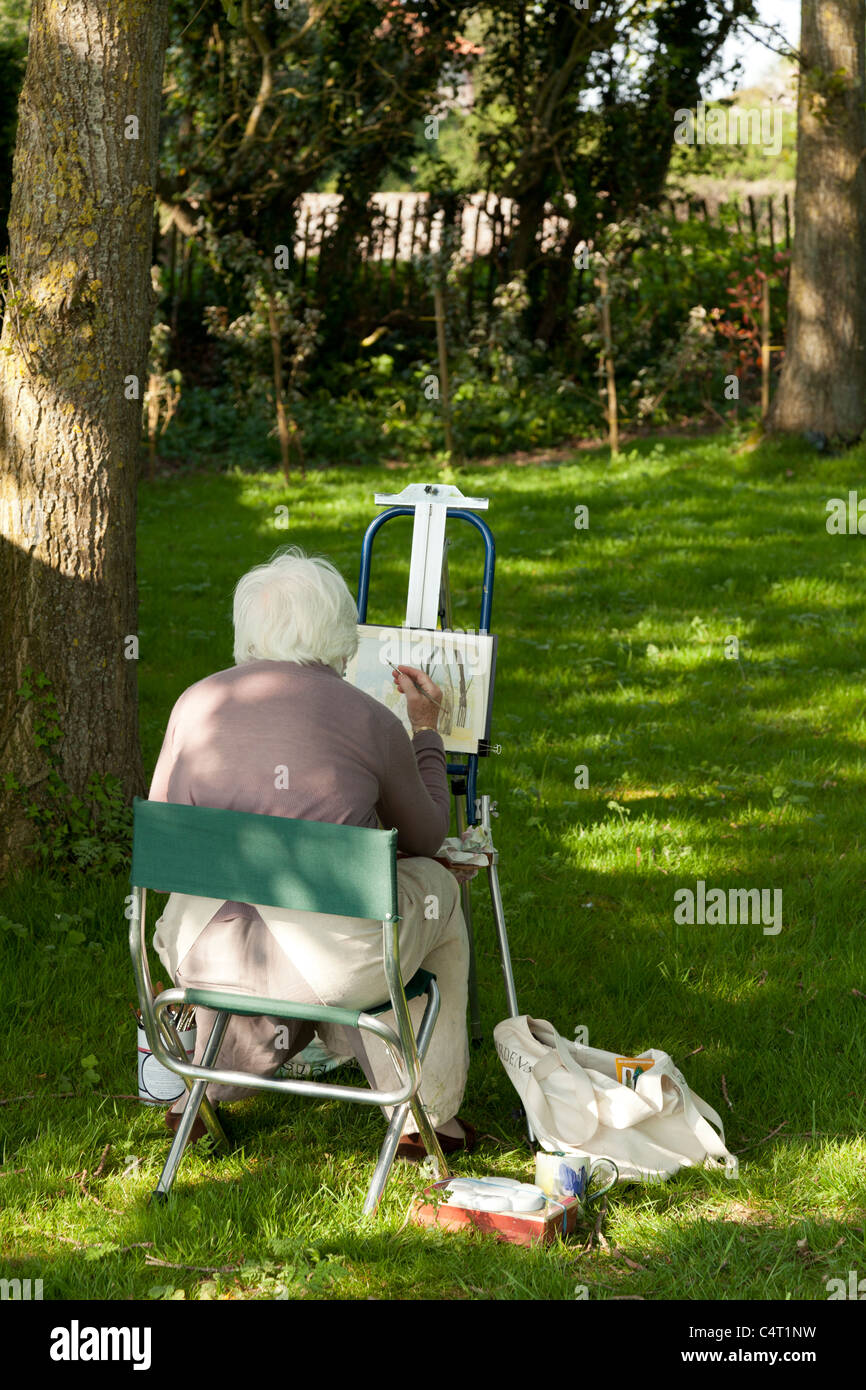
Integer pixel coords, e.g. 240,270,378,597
392,665,443,733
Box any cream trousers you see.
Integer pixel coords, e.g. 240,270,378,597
154,857,470,1133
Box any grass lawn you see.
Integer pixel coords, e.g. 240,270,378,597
1,428,865,1301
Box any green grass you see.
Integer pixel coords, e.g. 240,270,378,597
2,428,865,1300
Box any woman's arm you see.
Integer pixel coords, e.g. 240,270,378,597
377,667,451,856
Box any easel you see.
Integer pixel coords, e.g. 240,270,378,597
356,483,522,1047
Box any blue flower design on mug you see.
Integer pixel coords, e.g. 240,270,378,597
558,1160,586,1198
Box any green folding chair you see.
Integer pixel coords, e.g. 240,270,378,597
129,797,449,1213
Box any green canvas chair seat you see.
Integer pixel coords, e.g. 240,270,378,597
129,797,448,1212
185,967,436,1025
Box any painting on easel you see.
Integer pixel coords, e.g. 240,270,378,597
345,624,497,755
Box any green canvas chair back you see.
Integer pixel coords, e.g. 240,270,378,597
131,797,399,920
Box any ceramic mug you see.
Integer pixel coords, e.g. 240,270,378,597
534,1150,619,1204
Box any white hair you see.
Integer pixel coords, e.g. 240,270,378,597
232,546,359,672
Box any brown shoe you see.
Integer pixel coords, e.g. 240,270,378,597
165,1107,214,1145
396,1119,477,1161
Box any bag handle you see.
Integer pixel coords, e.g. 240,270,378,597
529,1034,599,1145
554,1033,738,1177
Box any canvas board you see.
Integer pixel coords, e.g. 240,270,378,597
345,625,496,755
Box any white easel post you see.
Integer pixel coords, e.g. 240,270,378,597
373,483,489,631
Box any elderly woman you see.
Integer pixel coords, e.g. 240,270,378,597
148,546,474,1157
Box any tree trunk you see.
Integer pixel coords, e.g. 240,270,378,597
0,0,170,875
768,0,866,441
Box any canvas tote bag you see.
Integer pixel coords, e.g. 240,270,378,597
494,1015,738,1182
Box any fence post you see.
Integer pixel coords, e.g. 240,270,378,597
405,198,420,304
433,282,455,460
466,195,483,321
389,199,402,308
266,289,303,483
761,273,771,424
596,262,619,458
747,195,759,253
299,205,312,287
783,193,791,250
767,197,775,257
487,197,502,319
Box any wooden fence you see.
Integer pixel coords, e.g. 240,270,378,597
277,190,793,331
160,189,793,343
660,192,793,255
290,190,792,270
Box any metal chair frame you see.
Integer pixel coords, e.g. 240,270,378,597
129,798,449,1213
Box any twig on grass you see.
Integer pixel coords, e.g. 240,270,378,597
144,1255,243,1275
797,1235,845,1266
93,1144,110,1178
13,1220,154,1255
721,1074,733,1110
588,1195,610,1252
478,1132,509,1149
734,1120,788,1154
0,1091,141,1105
611,1246,648,1272
73,1168,124,1217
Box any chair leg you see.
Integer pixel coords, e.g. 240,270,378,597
151,1012,230,1201
160,1011,230,1152
363,984,448,1215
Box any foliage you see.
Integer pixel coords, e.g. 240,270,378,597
159,2,471,259
143,315,182,473
156,188,792,465
471,0,761,260
628,305,725,426
711,250,790,383
203,244,322,410
4,670,132,875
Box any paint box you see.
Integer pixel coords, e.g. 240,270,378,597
410,1179,584,1248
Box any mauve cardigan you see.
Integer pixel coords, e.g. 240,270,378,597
148,659,450,857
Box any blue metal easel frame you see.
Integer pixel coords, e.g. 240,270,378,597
355,497,528,1106
356,505,496,827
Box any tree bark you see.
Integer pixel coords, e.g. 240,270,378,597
0,0,170,874
768,0,866,440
